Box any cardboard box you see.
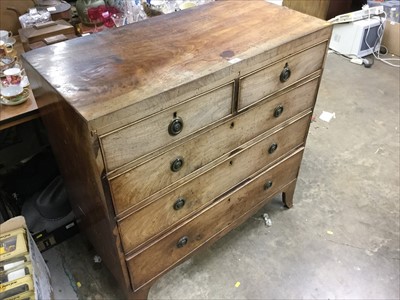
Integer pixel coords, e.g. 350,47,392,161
1,263,33,284
383,20,400,56
0,229,28,262
0,217,53,300
4,290,35,300
0,255,31,274
0,275,34,298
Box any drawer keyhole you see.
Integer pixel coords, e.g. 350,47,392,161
168,117,184,136
280,63,291,83
171,157,184,172
268,143,278,154
274,105,284,118
177,236,189,248
173,198,186,210
264,180,273,190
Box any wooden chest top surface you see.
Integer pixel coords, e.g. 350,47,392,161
22,1,329,123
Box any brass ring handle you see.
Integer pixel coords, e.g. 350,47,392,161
268,143,278,154
264,180,273,190
177,236,189,248
168,117,183,136
173,198,186,210
171,157,184,172
280,63,291,83
274,105,284,118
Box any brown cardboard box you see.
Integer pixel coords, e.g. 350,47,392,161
0,217,53,300
383,20,400,56
0,275,34,299
0,228,28,262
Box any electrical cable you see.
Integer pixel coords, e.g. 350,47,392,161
365,11,400,68
328,49,358,61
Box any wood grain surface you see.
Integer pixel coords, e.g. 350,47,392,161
239,42,327,109
119,115,310,253
110,77,320,215
283,0,331,19
22,70,132,290
21,2,332,298
22,1,330,130
100,83,233,171
127,149,304,288
0,89,38,130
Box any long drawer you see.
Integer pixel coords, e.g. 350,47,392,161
126,149,304,288
118,115,309,253
238,42,327,110
100,82,234,172
110,77,319,215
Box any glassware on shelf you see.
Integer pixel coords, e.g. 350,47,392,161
111,12,127,27
76,0,106,26
179,1,196,10
163,0,177,13
150,0,165,11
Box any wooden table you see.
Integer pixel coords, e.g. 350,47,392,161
0,88,39,131
0,36,40,131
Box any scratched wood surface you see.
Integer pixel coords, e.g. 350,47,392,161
21,3,332,298
118,115,310,253
238,42,327,109
21,1,330,129
110,77,320,215
100,83,233,171
127,149,304,288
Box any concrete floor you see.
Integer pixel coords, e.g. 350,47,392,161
43,53,400,299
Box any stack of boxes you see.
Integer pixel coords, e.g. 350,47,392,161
0,217,52,300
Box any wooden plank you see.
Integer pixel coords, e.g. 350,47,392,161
283,0,331,19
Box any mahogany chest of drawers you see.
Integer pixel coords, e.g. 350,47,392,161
22,2,332,298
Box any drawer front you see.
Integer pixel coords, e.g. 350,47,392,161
238,42,327,110
119,115,310,252
111,77,319,214
100,83,234,172
126,149,304,288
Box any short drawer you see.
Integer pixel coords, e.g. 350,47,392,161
126,149,304,288
100,83,234,171
118,115,310,252
110,77,319,214
238,42,327,109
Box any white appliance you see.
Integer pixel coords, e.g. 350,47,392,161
329,16,386,57
329,5,384,23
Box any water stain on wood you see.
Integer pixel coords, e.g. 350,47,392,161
220,50,235,60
